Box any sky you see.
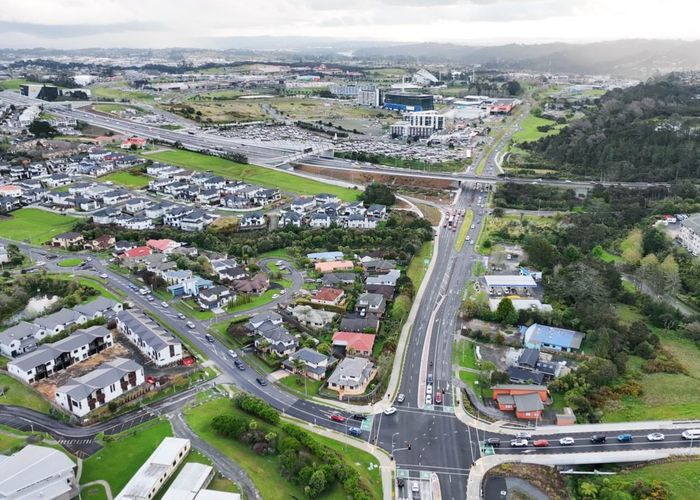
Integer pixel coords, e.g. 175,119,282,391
0,0,698,49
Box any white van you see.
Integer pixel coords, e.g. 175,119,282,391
682,429,700,439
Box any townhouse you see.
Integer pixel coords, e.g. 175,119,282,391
116,310,183,366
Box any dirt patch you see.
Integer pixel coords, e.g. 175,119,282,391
486,463,571,500
296,164,459,190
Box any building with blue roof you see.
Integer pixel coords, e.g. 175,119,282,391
521,323,584,352
307,251,343,262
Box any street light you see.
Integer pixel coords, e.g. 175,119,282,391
391,432,400,456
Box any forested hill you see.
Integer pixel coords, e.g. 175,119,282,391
523,77,700,182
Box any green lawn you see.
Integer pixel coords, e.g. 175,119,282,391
58,258,83,267
0,208,80,244
174,299,215,320
454,209,475,252
184,397,378,500
225,289,279,314
455,340,478,370
0,79,43,90
511,114,566,144
102,170,150,188
0,432,28,454
588,460,700,500
145,150,358,201
80,419,173,497
52,274,123,301
94,103,144,114
277,374,325,398
407,242,433,289
0,374,51,413
91,83,154,102
592,245,623,263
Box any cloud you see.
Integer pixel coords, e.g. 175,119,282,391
0,20,160,38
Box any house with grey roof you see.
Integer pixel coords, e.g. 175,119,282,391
55,358,145,417
327,356,376,397
253,321,298,357
248,311,283,331
366,269,400,287
74,297,123,321
282,348,333,380
0,445,77,499
35,308,87,336
339,314,380,334
291,305,337,330
8,325,114,383
356,292,386,316
0,321,46,358
116,310,183,366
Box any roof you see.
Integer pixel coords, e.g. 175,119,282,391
513,392,545,413
74,297,119,317
332,331,376,353
35,308,83,330
289,347,329,366
315,260,354,273
507,366,545,385
327,356,374,388
366,269,400,286
492,384,548,392
307,251,343,261
0,445,75,498
57,358,142,401
249,311,282,327
357,292,384,308
147,239,179,252
161,462,213,500
0,321,42,345
313,287,344,303
116,310,180,352
524,323,584,350
53,231,82,240
484,275,537,288
339,315,380,333
123,246,152,259
517,348,540,368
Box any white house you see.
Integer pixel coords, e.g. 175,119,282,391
74,297,123,321
0,321,46,358
116,310,183,366
283,348,332,380
0,445,78,499
35,308,87,336
291,305,337,330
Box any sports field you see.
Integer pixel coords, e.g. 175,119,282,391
0,209,80,243
145,149,359,201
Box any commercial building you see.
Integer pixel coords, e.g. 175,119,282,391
383,92,434,112
678,214,700,255
116,310,183,366
390,111,445,138
521,323,584,352
116,437,191,500
55,358,144,417
162,462,240,500
0,445,77,499
357,88,381,107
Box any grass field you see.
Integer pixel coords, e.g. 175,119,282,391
407,242,434,289
58,258,83,267
455,209,475,252
455,339,478,370
0,432,27,454
102,170,150,188
0,208,80,243
166,99,269,123
477,214,556,255
80,419,173,498
90,82,154,102
0,79,43,90
415,203,441,226
93,103,144,114
592,245,623,263
511,114,566,144
144,149,358,201
277,373,325,398
184,397,380,500
588,460,700,500
0,374,52,413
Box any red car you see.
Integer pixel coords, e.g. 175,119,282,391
330,414,346,423
434,392,443,405
533,439,549,447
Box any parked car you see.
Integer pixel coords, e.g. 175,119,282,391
559,437,575,446
434,392,443,405
330,414,346,423
485,438,501,447
617,433,633,443
427,373,433,385
510,438,528,447
147,295,155,302
426,384,433,395
396,393,405,404
256,377,268,387
647,433,665,441
533,439,549,447
352,414,367,421
348,427,362,437
590,435,607,444
515,432,532,440
100,273,108,279
383,407,397,416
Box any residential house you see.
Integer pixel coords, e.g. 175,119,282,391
147,239,181,254
119,245,152,262
521,323,584,352
311,287,345,307
84,234,115,251
232,273,269,295
315,260,354,273
8,326,114,383
254,321,298,357
321,272,356,287
254,188,281,206
51,231,84,249
0,445,78,500
356,292,386,316
678,214,700,255
74,297,123,321
291,305,337,330
55,358,144,417
280,211,303,228
309,213,333,228
315,193,340,205
35,308,87,336
327,356,376,397
366,269,400,287
365,284,396,301
367,204,387,219
221,194,249,210
123,197,151,215
116,310,183,366
282,348,332,380
198,285,234,310
239,212,266,230
248,311,283,330
491,384,550,421
91,206,122,225
346,215,377,229
339,314,380,334
291,196,315,213
167,276,213,297
0,321,46,358
307,251,343,262
180,209,215,232
331,331,376,357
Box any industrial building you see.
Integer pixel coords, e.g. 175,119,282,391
0,445,78,499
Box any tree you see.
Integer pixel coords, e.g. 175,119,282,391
359,182,396,206
505,81,522,96
494,298,518,325
523,235,559,270
212,415,247,438
306,470,328,498
660,254,680,294
642,227,668,255
28,120,58,138
579,482,599,498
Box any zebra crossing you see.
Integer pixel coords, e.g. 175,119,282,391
58,438,94,445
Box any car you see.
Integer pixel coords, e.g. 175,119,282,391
205,334,214,343
647,433,665,441
161,301,168,308
256,377,268,387
140,288,149,295
485,438,501,447
396,393,405,404
186,321,196,329
177,313,186,320
559,437,575,446
412,482,420,494
590,435,607,444
280,289,286,295
516,432,532,440
348,427,362,437
234,360,246,371
510,438,528,447
426,384,433,395
86,257,93,262
100,273,108,279
330,414,346,423
352,414,367,421
682,430,700,440
272,294,280,299
533,439,549,447
425,395,432,405
427,373,433,385
128,284,138,290
617,433,633,443
147,295,155,302
434,392,443,405
276,260,284,266
383,407,397,416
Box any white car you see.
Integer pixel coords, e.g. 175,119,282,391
426,384,433,395
425,395,432,405
161,301,168,308
228,349,238,359
272,294,280,299
559,437,575,446
100,273,108,279
647,433,665,441
383,407,397,416
510,438,528,447
186,321,196,329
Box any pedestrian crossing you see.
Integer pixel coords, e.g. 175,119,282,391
58,438,94,445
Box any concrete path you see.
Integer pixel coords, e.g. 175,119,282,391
171,412,263,500
80,480,113,500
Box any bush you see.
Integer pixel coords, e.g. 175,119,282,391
234,393,280,424
212,414,247,438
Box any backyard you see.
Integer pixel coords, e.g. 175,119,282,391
144,149,359,201
0,208,79,243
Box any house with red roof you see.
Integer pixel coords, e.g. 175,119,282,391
332,331,376,357
119,246,152,261
146,239,180,254
121,137,147,149
310,287,345,307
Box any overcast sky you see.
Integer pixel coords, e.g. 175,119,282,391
0,0,698,49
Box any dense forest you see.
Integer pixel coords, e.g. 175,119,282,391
523,76,700,182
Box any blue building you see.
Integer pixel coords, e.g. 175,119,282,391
521,323,584,352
